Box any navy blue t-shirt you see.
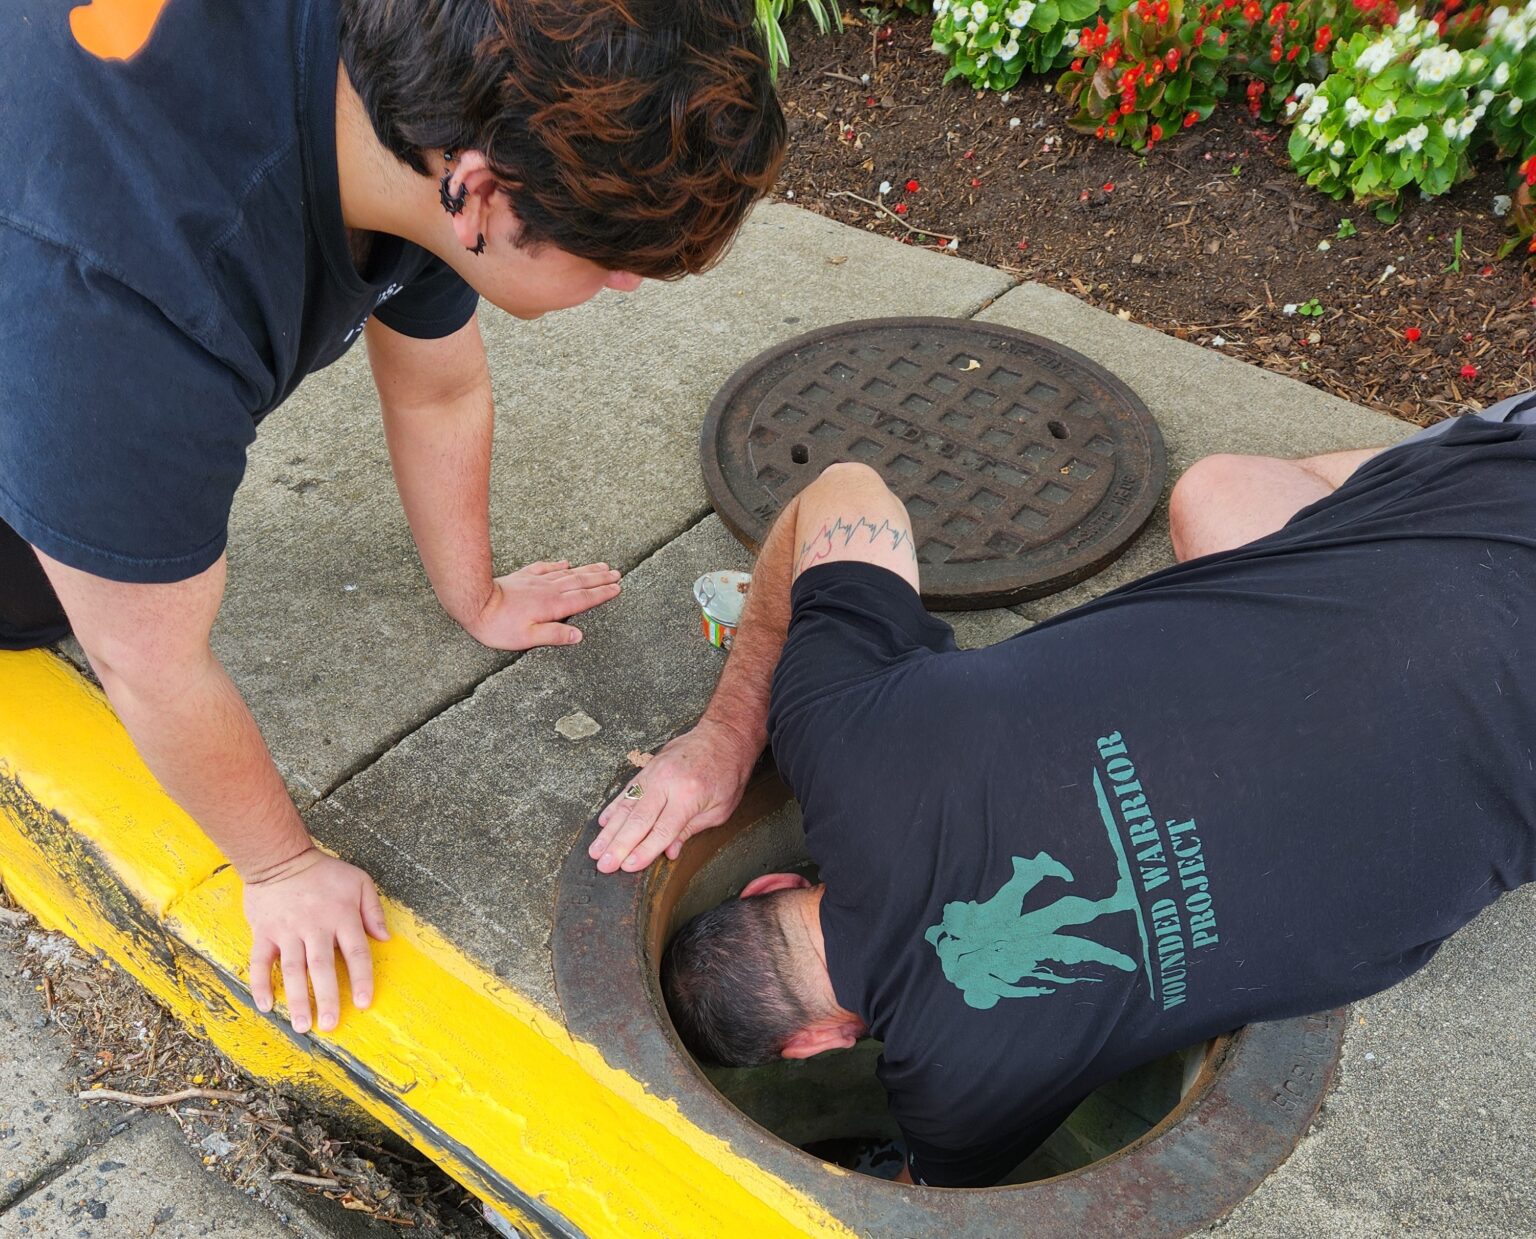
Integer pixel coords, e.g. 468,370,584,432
0,0,478,583
768,418,1536,1188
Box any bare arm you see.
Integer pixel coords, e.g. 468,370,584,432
590,462,917,873
366,317,620,649
36,551,386,1034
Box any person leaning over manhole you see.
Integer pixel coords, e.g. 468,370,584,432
590,392,1536,1188
0,0,783,1034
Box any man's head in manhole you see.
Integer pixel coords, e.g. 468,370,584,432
663,873,868,1068
339,0,786,316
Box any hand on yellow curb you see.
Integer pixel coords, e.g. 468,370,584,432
243,849,390,1034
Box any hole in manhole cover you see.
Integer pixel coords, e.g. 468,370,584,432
555,766,1345,1237
700,319,1168,609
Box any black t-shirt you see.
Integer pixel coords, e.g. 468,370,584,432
768,418,1536,1188
0,0,478,583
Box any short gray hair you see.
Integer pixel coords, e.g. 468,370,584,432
661,891,812,1067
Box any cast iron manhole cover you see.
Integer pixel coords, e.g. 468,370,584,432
702,318,1167,609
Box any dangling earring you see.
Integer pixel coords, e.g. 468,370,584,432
439,171,468,215
466,233,486,256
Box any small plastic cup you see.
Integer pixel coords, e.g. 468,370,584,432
693,570,752,650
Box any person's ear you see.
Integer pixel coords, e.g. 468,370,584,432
780,1019,860,1060
438,149,503,253
739,872,812,899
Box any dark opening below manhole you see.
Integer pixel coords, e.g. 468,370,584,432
554,764,1345,1237
700,318,1168,610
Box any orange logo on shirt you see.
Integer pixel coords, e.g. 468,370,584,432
70,0,172,61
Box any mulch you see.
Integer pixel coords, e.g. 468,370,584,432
774,9,1534,426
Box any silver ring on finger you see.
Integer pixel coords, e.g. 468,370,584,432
623,783,645,801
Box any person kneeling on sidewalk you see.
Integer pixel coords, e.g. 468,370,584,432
590,394,1536,1187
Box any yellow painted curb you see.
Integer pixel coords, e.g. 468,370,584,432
0,649,855,1238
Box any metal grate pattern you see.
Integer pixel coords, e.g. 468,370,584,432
701,318,1166,609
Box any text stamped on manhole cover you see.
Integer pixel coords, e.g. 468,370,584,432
701,318,1167,609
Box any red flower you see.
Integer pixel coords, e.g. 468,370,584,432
1194,25,1206,44
1218,29,1229,44
971,177,982,187
1314,23,1332,49
1479,265,1494,277
1096,125,1107,139
1404,327,1422,342
1103,181,1116,192
1287,44,1300,59
1071,57,1084,71
1523,155,1536,185
894,202,908,215
1460,364,1478,379
1016,239,1030,251
964,148,976,159
1184,109,1200,127
1165,47,1181,69
1270,46,1282,60
905,178,921,193
1151,122,1165,140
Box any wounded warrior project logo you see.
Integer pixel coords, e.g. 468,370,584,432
926,731,1222,1012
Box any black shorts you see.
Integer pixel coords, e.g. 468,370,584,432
0,518,69,650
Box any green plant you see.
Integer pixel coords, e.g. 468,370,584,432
1297,297,1326,314
933,0,1103,91
1479,2,1536,166
1336,216,1358,235
755,0,844,79
1057,0,1231,151
1444,226,1465,271
1286,11,1489,220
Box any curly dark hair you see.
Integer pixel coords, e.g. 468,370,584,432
661,890,813,1068
340,0,786,279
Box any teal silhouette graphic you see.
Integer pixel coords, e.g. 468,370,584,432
925,852,1139,1009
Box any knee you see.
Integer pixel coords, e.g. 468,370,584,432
1168,454,1247,561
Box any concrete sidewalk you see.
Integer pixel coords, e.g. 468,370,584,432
6,202,1534,1237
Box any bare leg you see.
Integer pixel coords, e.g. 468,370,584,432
1169,447,1385,562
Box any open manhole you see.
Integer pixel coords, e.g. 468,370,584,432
554,764,1345,1237
700,318,1167,609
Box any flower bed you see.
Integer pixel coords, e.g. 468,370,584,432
772,9,1532,422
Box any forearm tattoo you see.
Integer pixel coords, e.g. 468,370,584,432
796,515,917,574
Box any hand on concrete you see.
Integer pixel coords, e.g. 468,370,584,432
244,849,390,1034
590,720,756,874
464,561,622,650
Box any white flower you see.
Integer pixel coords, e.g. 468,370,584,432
1356,38,1396,76
998,35,1020,60
1302,93,1330,124
1329,139,1347,157
879,180,892,196
1470,103,1487,123
988,20,1001,33
977,50,990,65
1410,45,1463,86
1283,303,1299,315
945,238,959,252
1478,89,1495,105
1492,62,1511,88
1509,97,1525,116
966,18,979,33
1396,7,1420,33
1403,122,1429,152
1494,193,1513,216
1295,82,1318,103
1064,28,1080,47
1344,97,1370,127
1373,100,1397,124
971,0,988,20
1008,1,1036,27
934,0,948,12
1385,134,1406,153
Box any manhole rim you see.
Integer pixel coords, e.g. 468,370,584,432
554,761,1345,1236
699,316,1169,610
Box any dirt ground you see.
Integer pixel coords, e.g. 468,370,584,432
0,879,494,1236
775,10,1534,426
